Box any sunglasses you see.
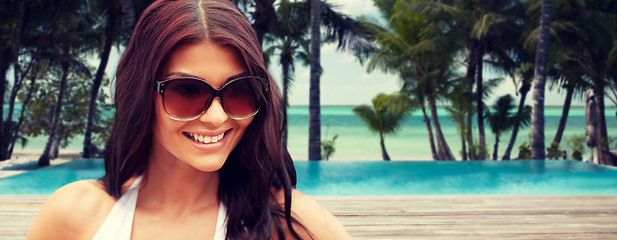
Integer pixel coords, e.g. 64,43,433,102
155,76,268,121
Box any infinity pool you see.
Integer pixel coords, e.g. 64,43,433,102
1,159,616,195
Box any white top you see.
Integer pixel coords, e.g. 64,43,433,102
92,176,228,240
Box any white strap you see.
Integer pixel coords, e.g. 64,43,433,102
92,177,228,240
92,177,142,240
213,202,228,240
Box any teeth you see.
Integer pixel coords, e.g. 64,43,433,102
187,132,225,144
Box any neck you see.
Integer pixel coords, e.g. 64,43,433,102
139,148,220,215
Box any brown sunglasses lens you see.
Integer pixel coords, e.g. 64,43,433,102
163,79,212,119
221,80,259,117
162,77,262,120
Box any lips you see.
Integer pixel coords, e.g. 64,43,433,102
184,131,226,144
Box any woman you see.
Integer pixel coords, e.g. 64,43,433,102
27,0,350,239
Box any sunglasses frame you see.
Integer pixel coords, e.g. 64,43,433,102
155,75,268,121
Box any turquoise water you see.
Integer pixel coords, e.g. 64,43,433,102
295,160,617,195
1,159,616,195
9,106,617,160
286,106,617,160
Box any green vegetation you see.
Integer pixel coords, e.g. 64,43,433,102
1,0,616,165
234,0,373,160
321,134,338,160
363,0,617,165
353,93,415,160
566,135,586,160
486,95,531,160
516,142,532,160
0,0,140,165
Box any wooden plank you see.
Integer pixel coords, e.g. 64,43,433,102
1,195,616,239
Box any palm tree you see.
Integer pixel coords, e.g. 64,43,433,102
1,0,93,161
83,0,120,158
368,0,458,160
408,0,525,159
502,64,533,160
530,0,553,160
238,0,373,159
561,0,617,165
353,93,414,160
38,3,95,167
446,81,475,160
308,0,321,160
0,0,64,160
404,86,439,160
410,70,457,161
263,0,310,146
486,94,531,160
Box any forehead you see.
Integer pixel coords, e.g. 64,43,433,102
158,41,247,87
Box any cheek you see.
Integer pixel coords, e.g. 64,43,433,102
153,98,179,138
231,118,254,146
236,118,253,134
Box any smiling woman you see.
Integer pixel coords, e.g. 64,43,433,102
25,0,350,239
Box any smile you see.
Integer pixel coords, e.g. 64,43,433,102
184,131,226,144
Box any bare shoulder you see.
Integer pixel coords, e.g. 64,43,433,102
273,188,352,240
26,180,115,240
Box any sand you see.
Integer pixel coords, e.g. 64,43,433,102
0,149,82,179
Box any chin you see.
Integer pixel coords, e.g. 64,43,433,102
187,154,228,173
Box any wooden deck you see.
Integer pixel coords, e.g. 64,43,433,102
1,195,616,239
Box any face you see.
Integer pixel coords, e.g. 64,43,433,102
151,41,254,172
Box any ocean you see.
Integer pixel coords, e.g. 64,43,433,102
10,106,617,161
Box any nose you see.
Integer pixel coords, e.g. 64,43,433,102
199,97,228,126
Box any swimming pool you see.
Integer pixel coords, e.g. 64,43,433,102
1,159,616,195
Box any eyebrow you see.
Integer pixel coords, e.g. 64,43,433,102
162,71,250,82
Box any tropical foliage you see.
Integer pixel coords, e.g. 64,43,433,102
566,135,586,160
321,134,338,160
486,94,531,160
368,0,459,160
364,0,616,165
0,0,151,164
353,93,414,160
1,0,616,165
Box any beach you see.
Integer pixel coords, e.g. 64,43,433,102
0,149,79,179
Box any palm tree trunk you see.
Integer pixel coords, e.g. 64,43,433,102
281,60,290,147
531,0,553,160
465,111,475,160
3,62,25,159
460,122,468,161
594,84,613,166
380,132,390,161
51,134,60,159
0,48,15,161
308,0,322,160
8,66,39,158
0,0,25,161
421,106,439,160
502,81,530,160
552,83,573,145
465,43,477,161
39,63,69,167
83,3,118,158
427,94,455,160
493,134,500,160
475,43,486,159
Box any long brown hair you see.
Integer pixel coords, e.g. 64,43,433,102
103,0,302,238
